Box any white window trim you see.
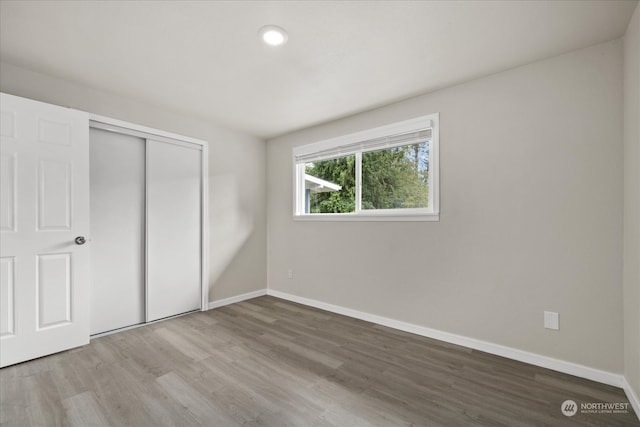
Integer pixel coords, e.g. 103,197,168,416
292,114,439,222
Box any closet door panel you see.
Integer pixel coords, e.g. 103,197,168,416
147,140,201,321
89,129,145,335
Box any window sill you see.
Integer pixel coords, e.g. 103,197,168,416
293,213,440,222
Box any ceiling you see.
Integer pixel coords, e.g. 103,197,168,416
0,1,637,139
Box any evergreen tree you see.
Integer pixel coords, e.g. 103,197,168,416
305,143,429,213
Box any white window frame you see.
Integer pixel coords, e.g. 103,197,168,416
292,113,439,221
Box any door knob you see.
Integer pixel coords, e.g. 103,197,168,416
75,236,86,245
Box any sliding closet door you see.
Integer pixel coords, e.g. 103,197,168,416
146,140,201,321
89,128,145,335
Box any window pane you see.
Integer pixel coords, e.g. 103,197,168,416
304,155,355,213
362,142,429,210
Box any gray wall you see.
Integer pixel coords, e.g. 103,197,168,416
0,61,267,304
267,40,624,373
624,3,640,400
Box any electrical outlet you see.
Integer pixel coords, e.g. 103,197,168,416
287,269,293,279
544,311,559,330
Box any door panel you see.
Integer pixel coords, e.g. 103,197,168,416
0,152,16,232
89,128,145,335
0,257,15,337
38,118,72,146
0,93,90,368
147,139,201,322
37,253,72,329
38,159,72,230
0,111,15,137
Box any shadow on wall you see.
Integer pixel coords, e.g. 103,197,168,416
208,174,253,288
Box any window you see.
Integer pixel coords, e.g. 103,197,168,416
293,114,439,221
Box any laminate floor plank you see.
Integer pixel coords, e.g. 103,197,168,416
154,327,212,362
27,372,67,427
1,295,638,426
226,304,278,324
156,371,242,427
259,333,344,370
62,391,111,427
201,356,327,424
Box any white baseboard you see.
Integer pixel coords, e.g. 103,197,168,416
623,377,640,421
207,289,267,310
266,289,624,388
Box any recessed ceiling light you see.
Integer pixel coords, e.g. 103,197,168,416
258,25,288,47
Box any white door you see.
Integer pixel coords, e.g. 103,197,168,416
146,139,201,322
89,128,145,335
0,93,90,367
